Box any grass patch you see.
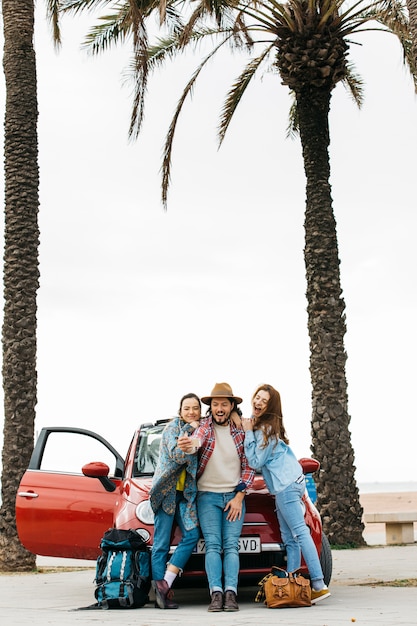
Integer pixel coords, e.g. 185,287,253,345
361,579,417,587
0,566,94,576
37,567,94,574
330,543,363,550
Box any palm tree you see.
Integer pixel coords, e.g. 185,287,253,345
0,0,39,570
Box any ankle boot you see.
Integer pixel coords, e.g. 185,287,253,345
152,579,178,609
223,590,239,611
207,591,223,612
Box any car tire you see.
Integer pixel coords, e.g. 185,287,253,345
319,533,332,585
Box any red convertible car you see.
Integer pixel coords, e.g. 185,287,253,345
16,422,332,583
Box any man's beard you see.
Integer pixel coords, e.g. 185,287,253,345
212,415,230,426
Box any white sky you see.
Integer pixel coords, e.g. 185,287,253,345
1,8,416,485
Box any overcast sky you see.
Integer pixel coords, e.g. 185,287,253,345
1,8,416,485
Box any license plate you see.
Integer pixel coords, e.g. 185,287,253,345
195,536,261,554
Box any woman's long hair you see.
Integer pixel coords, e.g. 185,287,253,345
252,384,289,446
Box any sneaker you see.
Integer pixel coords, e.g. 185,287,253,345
223,590,239,611
152,579,178,609
207,591,223,612
311,587,331,604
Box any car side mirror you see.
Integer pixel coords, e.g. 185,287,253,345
82,461,117,493
299,457,320,474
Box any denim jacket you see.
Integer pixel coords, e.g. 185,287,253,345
244,429,302,494
149,417,199,530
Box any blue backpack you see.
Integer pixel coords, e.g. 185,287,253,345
94,528,151,609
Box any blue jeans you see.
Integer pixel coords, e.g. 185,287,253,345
275,478,324,584
151,491,200,581
197,491,245,594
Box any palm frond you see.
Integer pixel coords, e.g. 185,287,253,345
372,0,416,87
162,32,235,207
128,10,149,139
59,0,119,16
286,92,299,139
218,43,274,145
341,60,365,107
81,9,132,53
242,2,295,34
190,0,243,27
231,11,255,49
159,0,168,23
180,5,210,45
145,27,231,70
47,0,63,48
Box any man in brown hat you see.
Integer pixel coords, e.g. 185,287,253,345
178,383,254,613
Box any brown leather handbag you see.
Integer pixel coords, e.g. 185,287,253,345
263,571,311,608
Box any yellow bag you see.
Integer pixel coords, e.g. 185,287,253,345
263,571,311,608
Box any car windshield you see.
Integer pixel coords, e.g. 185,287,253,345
133,422,168,477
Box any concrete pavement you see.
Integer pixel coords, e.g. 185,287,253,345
1,544,416,625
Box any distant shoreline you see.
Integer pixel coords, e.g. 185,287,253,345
359,482,417,494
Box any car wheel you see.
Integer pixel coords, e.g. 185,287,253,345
319,533,332,585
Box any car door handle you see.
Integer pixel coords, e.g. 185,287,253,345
17,491,39,498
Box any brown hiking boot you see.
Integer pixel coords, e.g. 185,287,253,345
223,590,239,611
207,591,223,612
152,579,178,609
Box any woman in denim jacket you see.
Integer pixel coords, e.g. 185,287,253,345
242,384,330,605
149,393,201,609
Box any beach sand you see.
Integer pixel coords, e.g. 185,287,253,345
360,491,417,544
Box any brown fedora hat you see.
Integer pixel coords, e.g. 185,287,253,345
201,382,242,406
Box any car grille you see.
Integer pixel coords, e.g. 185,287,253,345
239,551,287,570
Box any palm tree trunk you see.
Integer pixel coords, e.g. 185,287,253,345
0,0,39,570
296,86,365,545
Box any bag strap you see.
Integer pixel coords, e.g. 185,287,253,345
255,572,273,603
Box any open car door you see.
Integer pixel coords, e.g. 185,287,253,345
16,427,125,560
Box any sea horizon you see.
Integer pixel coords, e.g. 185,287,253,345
358,481,417,494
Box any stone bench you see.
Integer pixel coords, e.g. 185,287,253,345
364,512,417,545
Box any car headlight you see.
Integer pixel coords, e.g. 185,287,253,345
136,500,155,525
